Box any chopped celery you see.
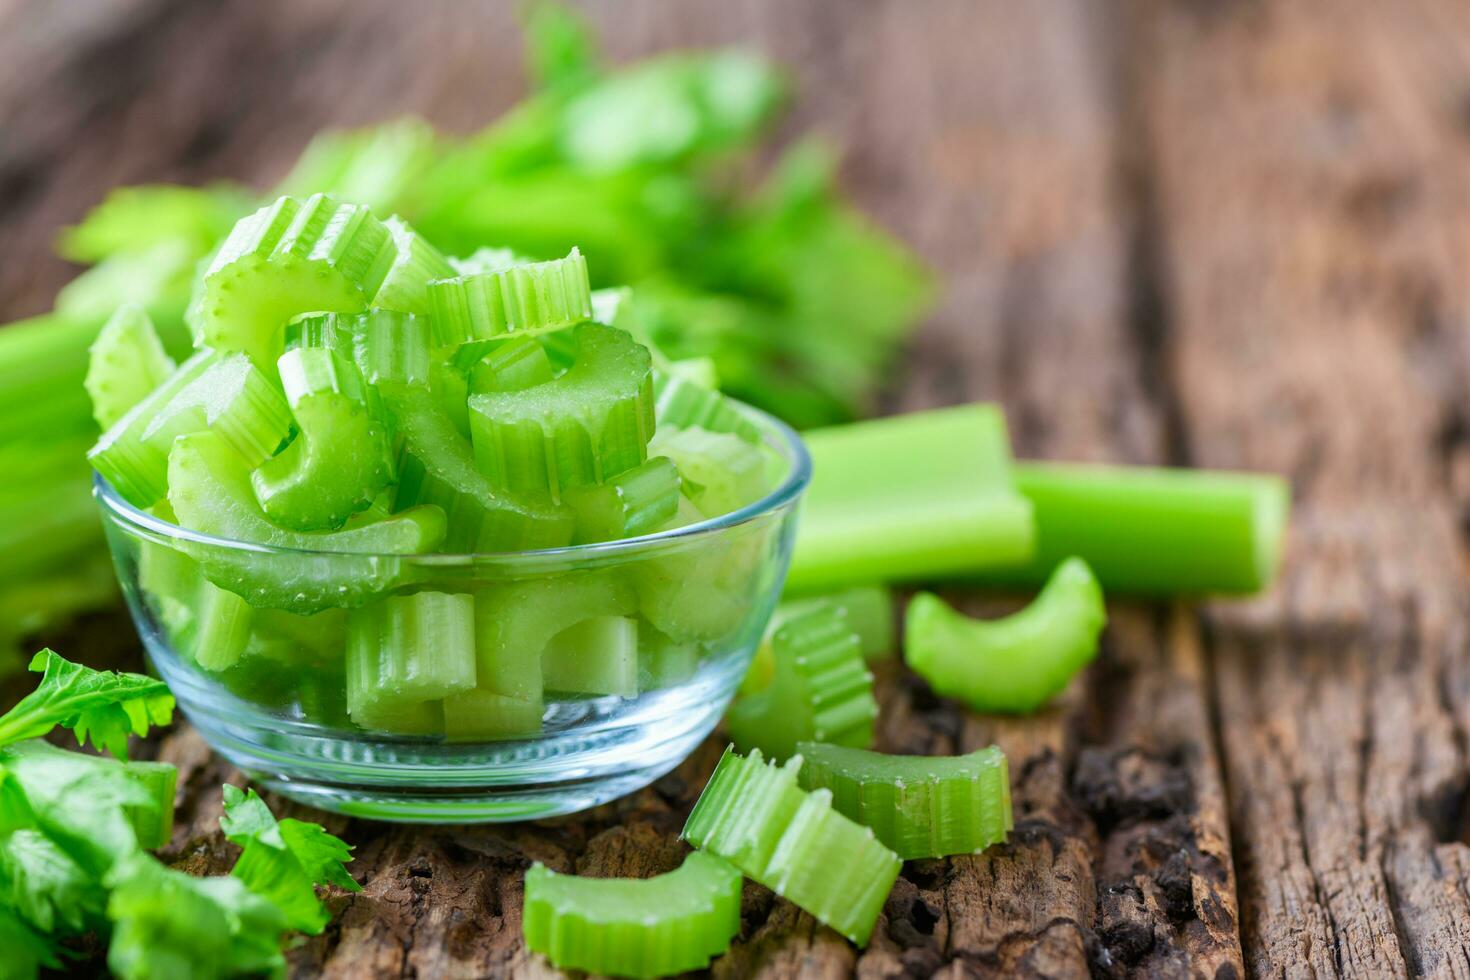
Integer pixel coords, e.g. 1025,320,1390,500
84,305,177,429
467,336,555,394
345,592,476,734
59,183,248,263
563,456,680,544
468,323,654,497
191,194,397,370
726,601,876,760
166,431,445,613
522,851,742,978
542,616,638,698
638,625,699,691
188,580,254,672
682,747,900,946
372,216,457,314
57,240,198,325
252,347,395,531
795,742,1012,859
652,371,760,443
632,498,756,643
649,425,767,517
273,117,438,216
788,405,1035,592
906,557,1106,714
426,247,592,348
777,585,893,662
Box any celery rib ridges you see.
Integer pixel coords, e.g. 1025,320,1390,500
427,247,592,348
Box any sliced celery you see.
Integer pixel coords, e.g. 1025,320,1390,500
795,743,1012,860
441,690,544,742
778,586,893,662
522,851,742,978
84,304,177,429
649,425,767,518
906,557,1106,714
252,347,395,531
286,309,434,389
345,592,476,734
246,607,347,667
191,194,397,369
788,405,1036,592
563,456,680,544
426,247,592,348
652,371,759,443
682,747,900,946
372,216,457,315
166,431,445,613
467,336,555,394
726,602,876,760
468,323,654,497
638,625,700,691
542,616,638,698
189,580,254,672
633,498,754,643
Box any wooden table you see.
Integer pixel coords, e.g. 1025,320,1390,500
5,1,1470,975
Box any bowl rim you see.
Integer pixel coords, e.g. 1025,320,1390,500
94,397,812,566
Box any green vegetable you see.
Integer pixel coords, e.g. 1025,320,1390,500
465,336,556,394
906,557,1107,714
726,602,876,760
563,455,681,544
649,424,767,517
542,616,638,698
84,304,177,430
522,850,742,978
0,650,173,759
794,742,1011,859
652,370,760,443
778,585,893,662
372,216,458,314
788,404,1035,593
346,592,476,734
427,247,592,348
682,747,900,946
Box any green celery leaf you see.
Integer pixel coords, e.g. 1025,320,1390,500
0,650,174,759
0,905,62,979
278,820,361,893
105,852,288,980
0,828,99,935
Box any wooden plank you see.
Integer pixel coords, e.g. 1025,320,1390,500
1132,0,1470,974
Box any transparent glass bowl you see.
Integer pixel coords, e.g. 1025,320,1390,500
95,405,809,823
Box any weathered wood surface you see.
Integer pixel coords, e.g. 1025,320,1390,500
4,0,1469,976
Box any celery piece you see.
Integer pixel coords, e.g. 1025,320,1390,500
638,624,700,691
468,323,654,498
189,580,254,672
542,616,638,698
977,461,1292,596
563,456,680,544
372,216,457,315
789,405,1035,592
427,247,592,348
59,183,248,263
345,592,476,734
85,305,177,429
57,240,199,325
650,425,768,518
523,851,742,978
441,690,544,742
1,435,110,595
467,336,555,394
778,586,893,663
726,602,876,760
166,431,445,613
191,194,397,370
906,557,1106,714
252,347,395,531
652,371,760,443
632,498,754,643
90,352,293,508
286,309,434,390
795,743,1012,860
246,608,347,670
273,117,437,216
682,747,900,946
117,758,180,851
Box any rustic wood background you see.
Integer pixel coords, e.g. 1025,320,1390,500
5,0,1470,976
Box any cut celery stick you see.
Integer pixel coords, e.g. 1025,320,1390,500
652,371,760,443
372,216,457,314
649,425,767,517
467,336,555,394
57,239,198,325
632,498,756,643
191,194,397,369
977,461,1291,596
778,586,893,662
345,592,476,734
638,624,700,691
468,323,654,498
441,690,545,742
726,602,876,760
795,742,1012,860
166,431,445,613
427,247,592,348
189,579,254,672
682,747,900,946
788,405,1036,593
563,456,680,544
246,607,347,668
522,851,742,978
542,616,638,698
85,304,177,429
252,347,395,531
906,557,1106,714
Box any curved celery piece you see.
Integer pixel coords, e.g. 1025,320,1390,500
905,557,1106,714
252,347,395,531
372,216,457,314
85,304,177,429
426,247,592,348
90,352,292,508
542,616,638,698
166,431,445,614
467,336,555,394
190,194,397,369
563,456,680,544
682,747,901,947
286,309,434,390
653,371,759,444
649,425,768,518
468,323,654,498
778,585,893,663
345,592,476,735
726,602,876,760
795,743,1012,860
523,851,742,978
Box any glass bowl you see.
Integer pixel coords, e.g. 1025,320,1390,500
95,404,810,823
